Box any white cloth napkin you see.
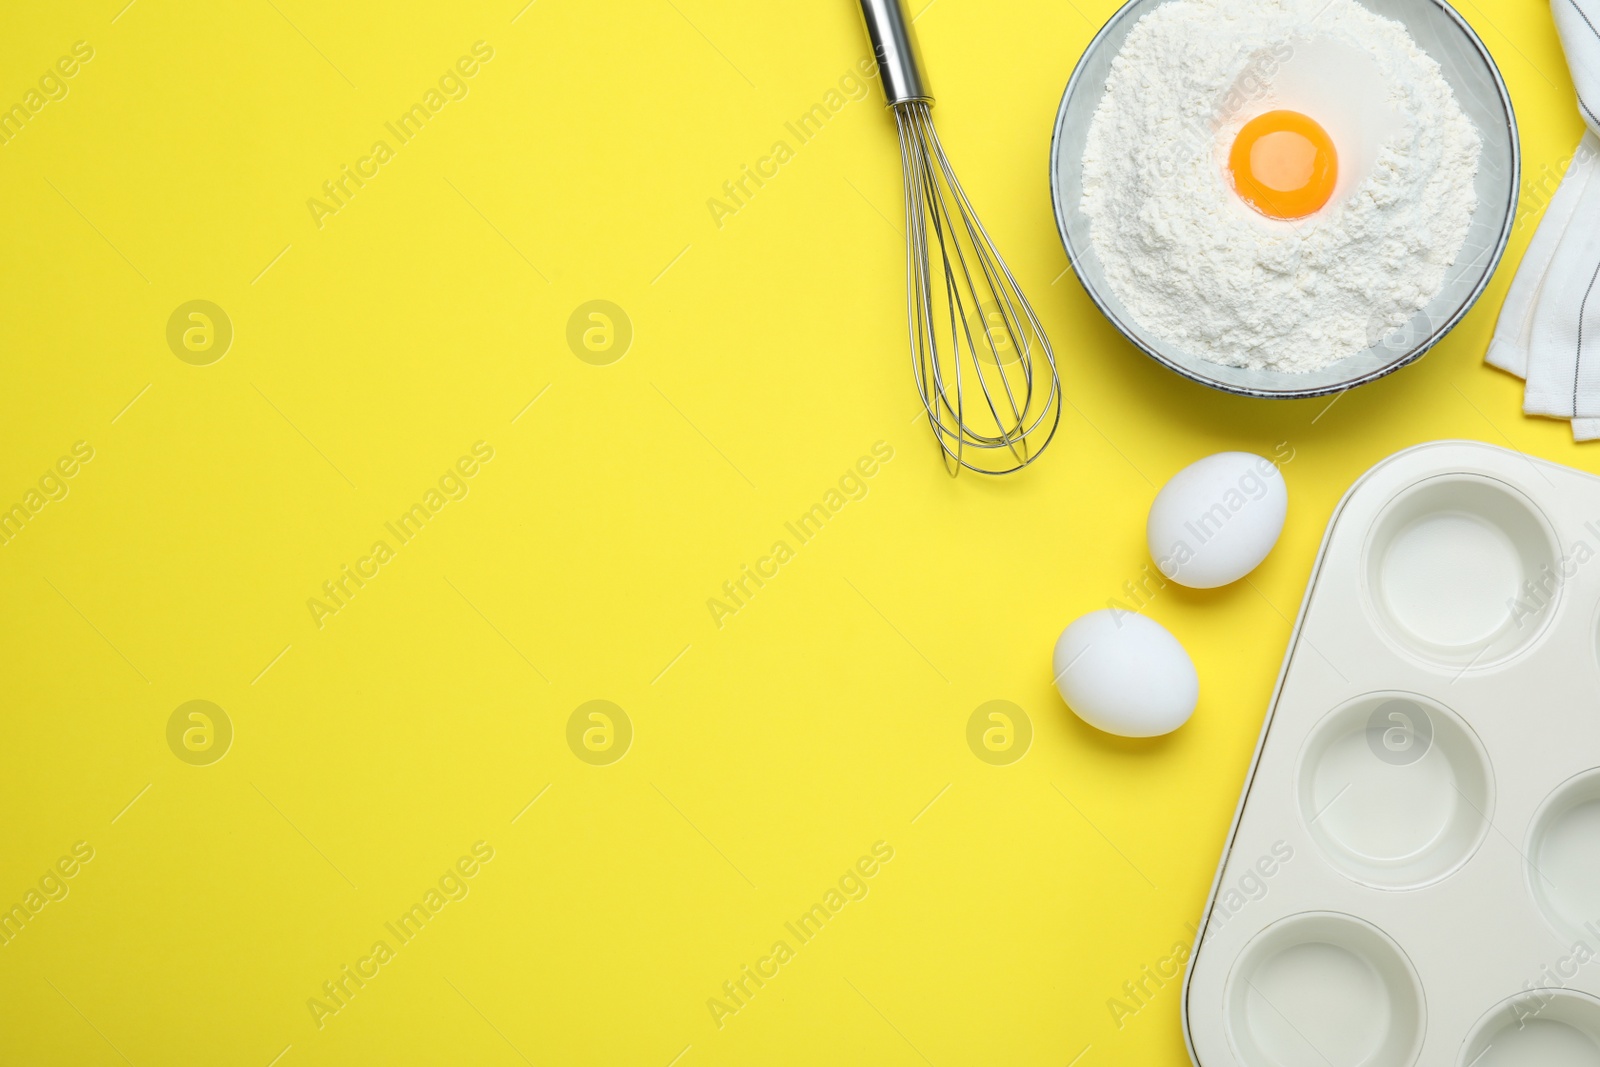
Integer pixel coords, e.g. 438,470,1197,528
1489,0,1600,439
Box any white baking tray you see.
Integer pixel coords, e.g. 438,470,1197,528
1183,440,1600,1066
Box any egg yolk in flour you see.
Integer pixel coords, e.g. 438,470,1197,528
1228,110,1338,220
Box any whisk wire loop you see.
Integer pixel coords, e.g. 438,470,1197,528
893,101,1061,476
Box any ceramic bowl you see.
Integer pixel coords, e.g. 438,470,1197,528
1049,0,1520,399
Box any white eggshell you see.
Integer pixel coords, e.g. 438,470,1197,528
1053,610,1198,737
1148,452,1288,589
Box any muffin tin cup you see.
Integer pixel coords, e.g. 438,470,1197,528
1184,443,1600,1066
1225,912,1426,1067
1528,769,1600,944
1297,692,1494,890
1363,474,1560,668
1461,989,1600,1066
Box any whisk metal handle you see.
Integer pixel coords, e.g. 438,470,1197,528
857,0,932,106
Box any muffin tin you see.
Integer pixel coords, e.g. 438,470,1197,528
1184,441,1600,1066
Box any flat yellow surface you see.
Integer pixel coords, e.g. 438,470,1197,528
0,1,1587,1064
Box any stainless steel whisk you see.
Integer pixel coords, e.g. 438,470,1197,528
857,0,1061,476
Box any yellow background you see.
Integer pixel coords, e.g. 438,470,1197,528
0,0,1585,1063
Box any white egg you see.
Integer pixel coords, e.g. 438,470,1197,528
1053,610,1198,737
1148,452,1288,589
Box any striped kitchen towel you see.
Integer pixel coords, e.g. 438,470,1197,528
1489,0,1600,440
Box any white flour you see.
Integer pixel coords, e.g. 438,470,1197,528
1081,0,1482,372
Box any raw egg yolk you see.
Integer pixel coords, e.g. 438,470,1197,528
1228,110,1338,221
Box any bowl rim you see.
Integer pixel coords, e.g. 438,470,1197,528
1047,0,1522,400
